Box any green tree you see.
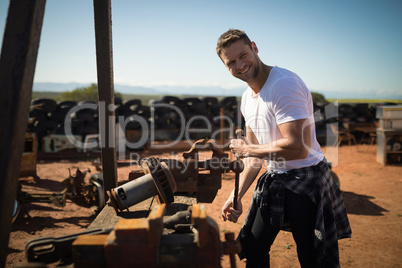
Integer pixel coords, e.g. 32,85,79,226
311,92,327,104
60,83,122,103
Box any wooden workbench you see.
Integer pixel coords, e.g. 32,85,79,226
88,195,197,231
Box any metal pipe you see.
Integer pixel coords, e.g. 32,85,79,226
110,173,158,211
107,158,176,213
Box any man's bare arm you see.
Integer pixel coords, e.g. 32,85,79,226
231,118,312,161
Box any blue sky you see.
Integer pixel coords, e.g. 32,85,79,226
1,0,401,99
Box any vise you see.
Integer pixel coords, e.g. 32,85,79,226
71,204,240,268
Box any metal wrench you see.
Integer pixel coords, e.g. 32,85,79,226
233,129,244,210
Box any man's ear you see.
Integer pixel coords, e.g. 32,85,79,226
251,41,258,54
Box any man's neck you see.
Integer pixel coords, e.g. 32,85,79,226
248,64,272,95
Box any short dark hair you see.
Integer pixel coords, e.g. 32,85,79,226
216,29,252,57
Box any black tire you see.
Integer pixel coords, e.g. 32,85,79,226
135,105,151,118
182,97,201,106
71,120,84,135
36,119,58,133
202,97,218,106
116,105,131,117
153,106,172,117
338,104,354,116
187,115,209,128
155,117,169,126
220,96,237,108
75,111,95,122
160,96,182,105
86,121,99,130
76,104,98,115
58,101,77,110
49,109,70,124
126,120,143,130
79,125,99,136
54,125,66,135
191,102,207,111
209,103,221,116
115,96,123,106
124,99,142,111
78,100,97,105
32,98,57,113
29,109,48,122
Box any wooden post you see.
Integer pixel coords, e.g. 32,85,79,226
0,0,46,266
93,0,118,196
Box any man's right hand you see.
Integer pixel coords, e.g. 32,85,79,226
222,196,243,223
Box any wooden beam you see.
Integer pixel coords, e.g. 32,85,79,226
0,0,46,266
93,0,118,196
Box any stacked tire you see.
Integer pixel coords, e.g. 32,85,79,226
29,99,99,151
28,99,59,151
28,95,244,150
220,96,242,128
69,101,99,139
117,99,150,131
201,97,221,127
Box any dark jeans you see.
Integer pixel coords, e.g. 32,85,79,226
243,189,318,268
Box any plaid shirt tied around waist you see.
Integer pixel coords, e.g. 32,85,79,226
237,160,352,267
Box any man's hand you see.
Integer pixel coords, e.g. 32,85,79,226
222,195,243,223
229,136,251,158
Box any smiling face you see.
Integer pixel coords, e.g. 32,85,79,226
219,40,261,83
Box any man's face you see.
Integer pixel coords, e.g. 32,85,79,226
220,40,260,83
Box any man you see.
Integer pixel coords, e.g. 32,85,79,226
216,29,351,268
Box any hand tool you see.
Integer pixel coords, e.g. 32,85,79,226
233,129,244,210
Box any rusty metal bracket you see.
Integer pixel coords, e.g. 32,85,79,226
71,204,240,268
25,228,113,264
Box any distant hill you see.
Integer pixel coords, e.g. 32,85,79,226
33,82,402,100
33,82,244,97
33,82,161,95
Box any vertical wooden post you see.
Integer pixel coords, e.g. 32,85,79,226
93,0,118,196
0,0,46,266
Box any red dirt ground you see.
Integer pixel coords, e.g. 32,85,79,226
6,144,402,267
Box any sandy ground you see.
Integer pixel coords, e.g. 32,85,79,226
6,144,402,267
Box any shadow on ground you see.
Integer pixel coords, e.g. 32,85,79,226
342,191,388,216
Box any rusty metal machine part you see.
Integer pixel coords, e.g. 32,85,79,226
25,228,113,264
20,205,240,267
70,204,241,268
107,157,176,212
15,168,105,221
16,180,66,209
128,138,243,203
167,138,245,203
163,206,192,230
61,168,106,209
126,138,245,203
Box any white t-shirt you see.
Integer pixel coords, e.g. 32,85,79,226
240,66,324,172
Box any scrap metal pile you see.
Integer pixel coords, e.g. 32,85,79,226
21,138,243,267
14,168,105,222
